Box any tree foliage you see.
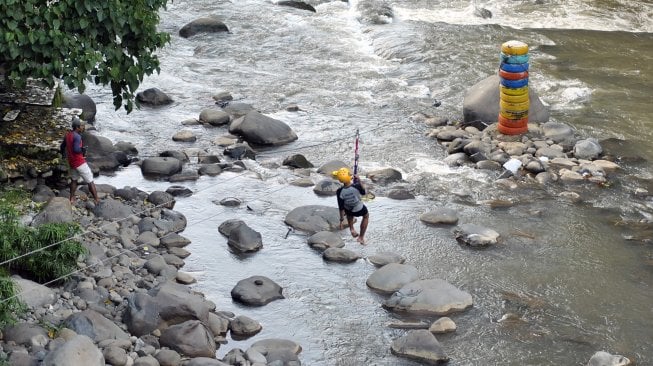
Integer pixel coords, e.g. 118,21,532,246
0,0,171,112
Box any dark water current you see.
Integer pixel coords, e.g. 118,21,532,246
91,0,652,364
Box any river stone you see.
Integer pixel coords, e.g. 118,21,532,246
536,146,568,159
322,247,361,263
367,251,405,267
144,255,168,275
179,17,229,38
198,163,223,176
390,329,449,364
64,309,130,342
278,0,316,12
587,351,631,366
229,315,262,340
169,169,200,182
160,320,216,358
176,271,196,285
148,191,175,209
172,130,197,143
134,355,159,366
160,232,191,248
8,352,39,366
186,358,230,366
136,87,173,106
42,335,104,366
12,276,56,309
307,231,344,251
542,122,575,143
290,177,315,187
387,187,415,200
453,223,500,247
284,205,341,234
32,184,55,203
419,208,459,225
316,160,349,175
218,219,245,236
229,111,298,146
62,93,96,121
137,231,160,247
199,108,230,126
208,312,229,336
3,323,48,347
166,185,193,198
93,197,135,220
383,279,473,315
366,263,419,294
30,197,73,226
154,349,181,366
574,138,603,160
367,168,403,184
141,157,183,177
249,339,302,358
102,346,128,366
282,154,314,168
429,317,456,334
312,179,341,196
463,74,549,124
227,223,263,252
231,276,284,306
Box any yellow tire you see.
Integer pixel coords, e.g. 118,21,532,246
499,85,528,96
500,92,529,103
501,40,529,56
500,109,529,120
500,99,530,111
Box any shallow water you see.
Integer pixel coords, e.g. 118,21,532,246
93,0,652,364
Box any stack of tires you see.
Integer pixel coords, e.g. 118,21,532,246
498,40,529,135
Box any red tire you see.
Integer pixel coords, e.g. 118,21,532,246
498,115,528,128
499,69,529,80
497,123,528,135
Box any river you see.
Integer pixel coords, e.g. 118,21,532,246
92,0,653,365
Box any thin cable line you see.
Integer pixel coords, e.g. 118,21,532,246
0,180,291,305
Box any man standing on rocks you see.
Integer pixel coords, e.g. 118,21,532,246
333,167,369,244
60,117,99,204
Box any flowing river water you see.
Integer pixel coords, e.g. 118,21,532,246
90,0,653,364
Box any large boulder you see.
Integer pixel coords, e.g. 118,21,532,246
179,18,229,38
229,111,298,146
62,93,97,121
453,223,500,247
64,310,130,342
31,197,73,226
137,88,173,106
284,205,341,234
390,329,449,364
383,279,473,315
82,132,121,171
141,157,183,177
227,223,263,252
366,263,419,294
12,276,56,309
463,74,549,124
231,276,284,306
93,197,135,220
159,320,216,358
42,335,104,366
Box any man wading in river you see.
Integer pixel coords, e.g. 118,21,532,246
60,117,100,204
334,168,369,244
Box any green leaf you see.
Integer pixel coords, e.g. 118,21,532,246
79,18,89,29
53,18,61,29
7,20,18,31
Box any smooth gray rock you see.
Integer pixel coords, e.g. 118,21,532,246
307,231,345,251
249,339,302,359
102,346,128,366
3,323,48,347
229,111,298,146
383,279,473,315
366,168,403,184
390,329,449,364
31,197,73,226
453,223,500,247
185,358,230,366
64,310,130,342
316,160,349,175
231,276,284,306
587,351,631,366
367,252,405,267
136,88,173,106
574,138,603,160
312,179,341,196
93,198,135,220
154,349,181,366
366,263,419,294
42,335,104,366
284,205,341,234
322,247,361,263
179,18,229,38
159,320,216,358
199,108,230,126
141,157,183,177
282,154,314,169
227,223,263,252
229,315,262,340
429,317,457,334
218,219,245,236
148,191,175,209
160,233,191,248
62,93,96,121
420,208,459,225
12,276,56,309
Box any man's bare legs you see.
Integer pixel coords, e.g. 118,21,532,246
69,180,78,203
357,213,369,244
88,182,99,204
346,215,359,238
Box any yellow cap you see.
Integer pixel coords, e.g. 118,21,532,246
332,168,351,184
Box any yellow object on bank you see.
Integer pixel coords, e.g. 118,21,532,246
501,40,529,56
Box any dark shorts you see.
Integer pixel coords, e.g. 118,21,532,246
345,205,368,217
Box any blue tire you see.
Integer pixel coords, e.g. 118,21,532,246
500,62,529,72
500,53,529,64
500,77,529,88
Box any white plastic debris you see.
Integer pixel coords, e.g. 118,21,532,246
503,158,522,174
